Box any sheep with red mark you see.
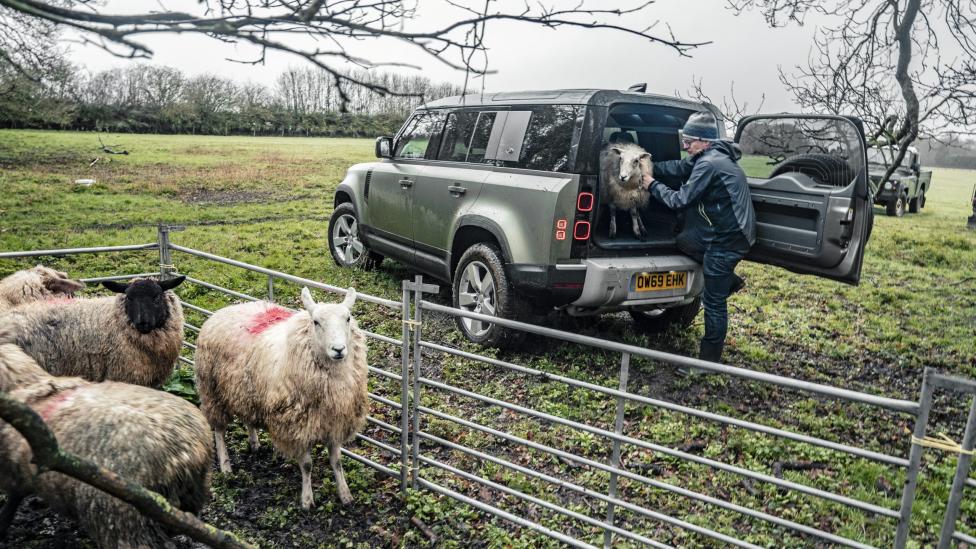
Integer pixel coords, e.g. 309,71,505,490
0,265,85,314
0,339,213,548
195,287,368,508
0,276,186,387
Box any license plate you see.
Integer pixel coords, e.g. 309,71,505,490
632,271,688,292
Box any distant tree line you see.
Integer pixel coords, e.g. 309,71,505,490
915,137,976,170
0,63,465,137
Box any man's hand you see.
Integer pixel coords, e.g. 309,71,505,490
641,173,655,190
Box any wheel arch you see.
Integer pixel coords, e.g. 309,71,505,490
450,217,513,279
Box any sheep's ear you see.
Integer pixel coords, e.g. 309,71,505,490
611,147,623,155
102,280,129,293
640,152,652,160
44,277,85,295
300,287,317,312
158,275,186,291
342,287,357,310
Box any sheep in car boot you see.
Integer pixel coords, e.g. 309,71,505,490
600,142,653,239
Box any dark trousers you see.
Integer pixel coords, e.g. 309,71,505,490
676,233,745,361
700,249,744,348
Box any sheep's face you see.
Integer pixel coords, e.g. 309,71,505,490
302,287,357,362
103,276,186,334
611,147,652,186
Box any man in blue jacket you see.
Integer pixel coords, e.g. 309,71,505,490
642,112,756,365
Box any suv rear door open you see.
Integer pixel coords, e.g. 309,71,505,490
735,115,872,284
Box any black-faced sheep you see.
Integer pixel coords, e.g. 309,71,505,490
600,142,653,239
195,287,368,508
0,340,213,549
0,265,85,314
0,276,186,387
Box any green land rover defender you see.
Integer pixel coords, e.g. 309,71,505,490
329,89,873,345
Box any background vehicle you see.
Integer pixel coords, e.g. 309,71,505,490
330,89,873,345
868,145,933,216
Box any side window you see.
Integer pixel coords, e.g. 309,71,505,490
516,105,580,172
466,112,498,164
436,111,480,162
394,111,446,159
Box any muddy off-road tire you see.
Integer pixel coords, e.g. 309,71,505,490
328,202,383,270
909,189,925,213
629,297,701,334
886,194,906,217
452,243,527,347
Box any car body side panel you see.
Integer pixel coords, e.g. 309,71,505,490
456,170,578,265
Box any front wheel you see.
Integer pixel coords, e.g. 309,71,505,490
886,195,905,217
629,297,701,334
452,243,524,347
328,203,382,269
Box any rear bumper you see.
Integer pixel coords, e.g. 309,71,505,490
508,256,703,311
572,255,703,309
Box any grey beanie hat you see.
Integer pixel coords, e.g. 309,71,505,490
682,112,719,141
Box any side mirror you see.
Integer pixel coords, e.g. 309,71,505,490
375,136,393,159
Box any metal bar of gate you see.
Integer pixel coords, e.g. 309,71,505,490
417,430,758,548
420,301,919,414
420,339,907,467
418,404,877,548
169,244,401,309
0,243,158,259
418,374,898,518
937,396,976,549
418,454,675,549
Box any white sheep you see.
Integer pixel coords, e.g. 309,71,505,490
195,287,368,508
0,340,213,548
600,142,653,239
0,276,186,387
0,265,85,314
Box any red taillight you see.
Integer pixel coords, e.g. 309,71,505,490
577,192,594,212
573,221,590,240
555,218,568,240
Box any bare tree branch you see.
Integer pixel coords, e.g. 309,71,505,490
0,0,710,110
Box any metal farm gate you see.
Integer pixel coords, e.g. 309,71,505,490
2,225,974,548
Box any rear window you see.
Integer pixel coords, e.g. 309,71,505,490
516,106,580,172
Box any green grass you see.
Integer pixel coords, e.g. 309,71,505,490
1,129,975,547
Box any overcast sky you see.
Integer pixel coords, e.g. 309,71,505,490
66,0,825,114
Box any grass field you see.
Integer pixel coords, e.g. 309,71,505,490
1,129,975,547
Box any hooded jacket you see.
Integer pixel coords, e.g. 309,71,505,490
651,140,757,255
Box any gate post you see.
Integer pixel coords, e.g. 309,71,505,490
407,275,438,490
399,281,413,493
936,396,976,549
156,224,185,280
604,352,631,548
895,368,935,548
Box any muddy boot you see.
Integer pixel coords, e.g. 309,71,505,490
730,273,746,295
699,341,724,363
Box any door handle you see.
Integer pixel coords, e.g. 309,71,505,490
448,185,467,196
399,179,413,189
